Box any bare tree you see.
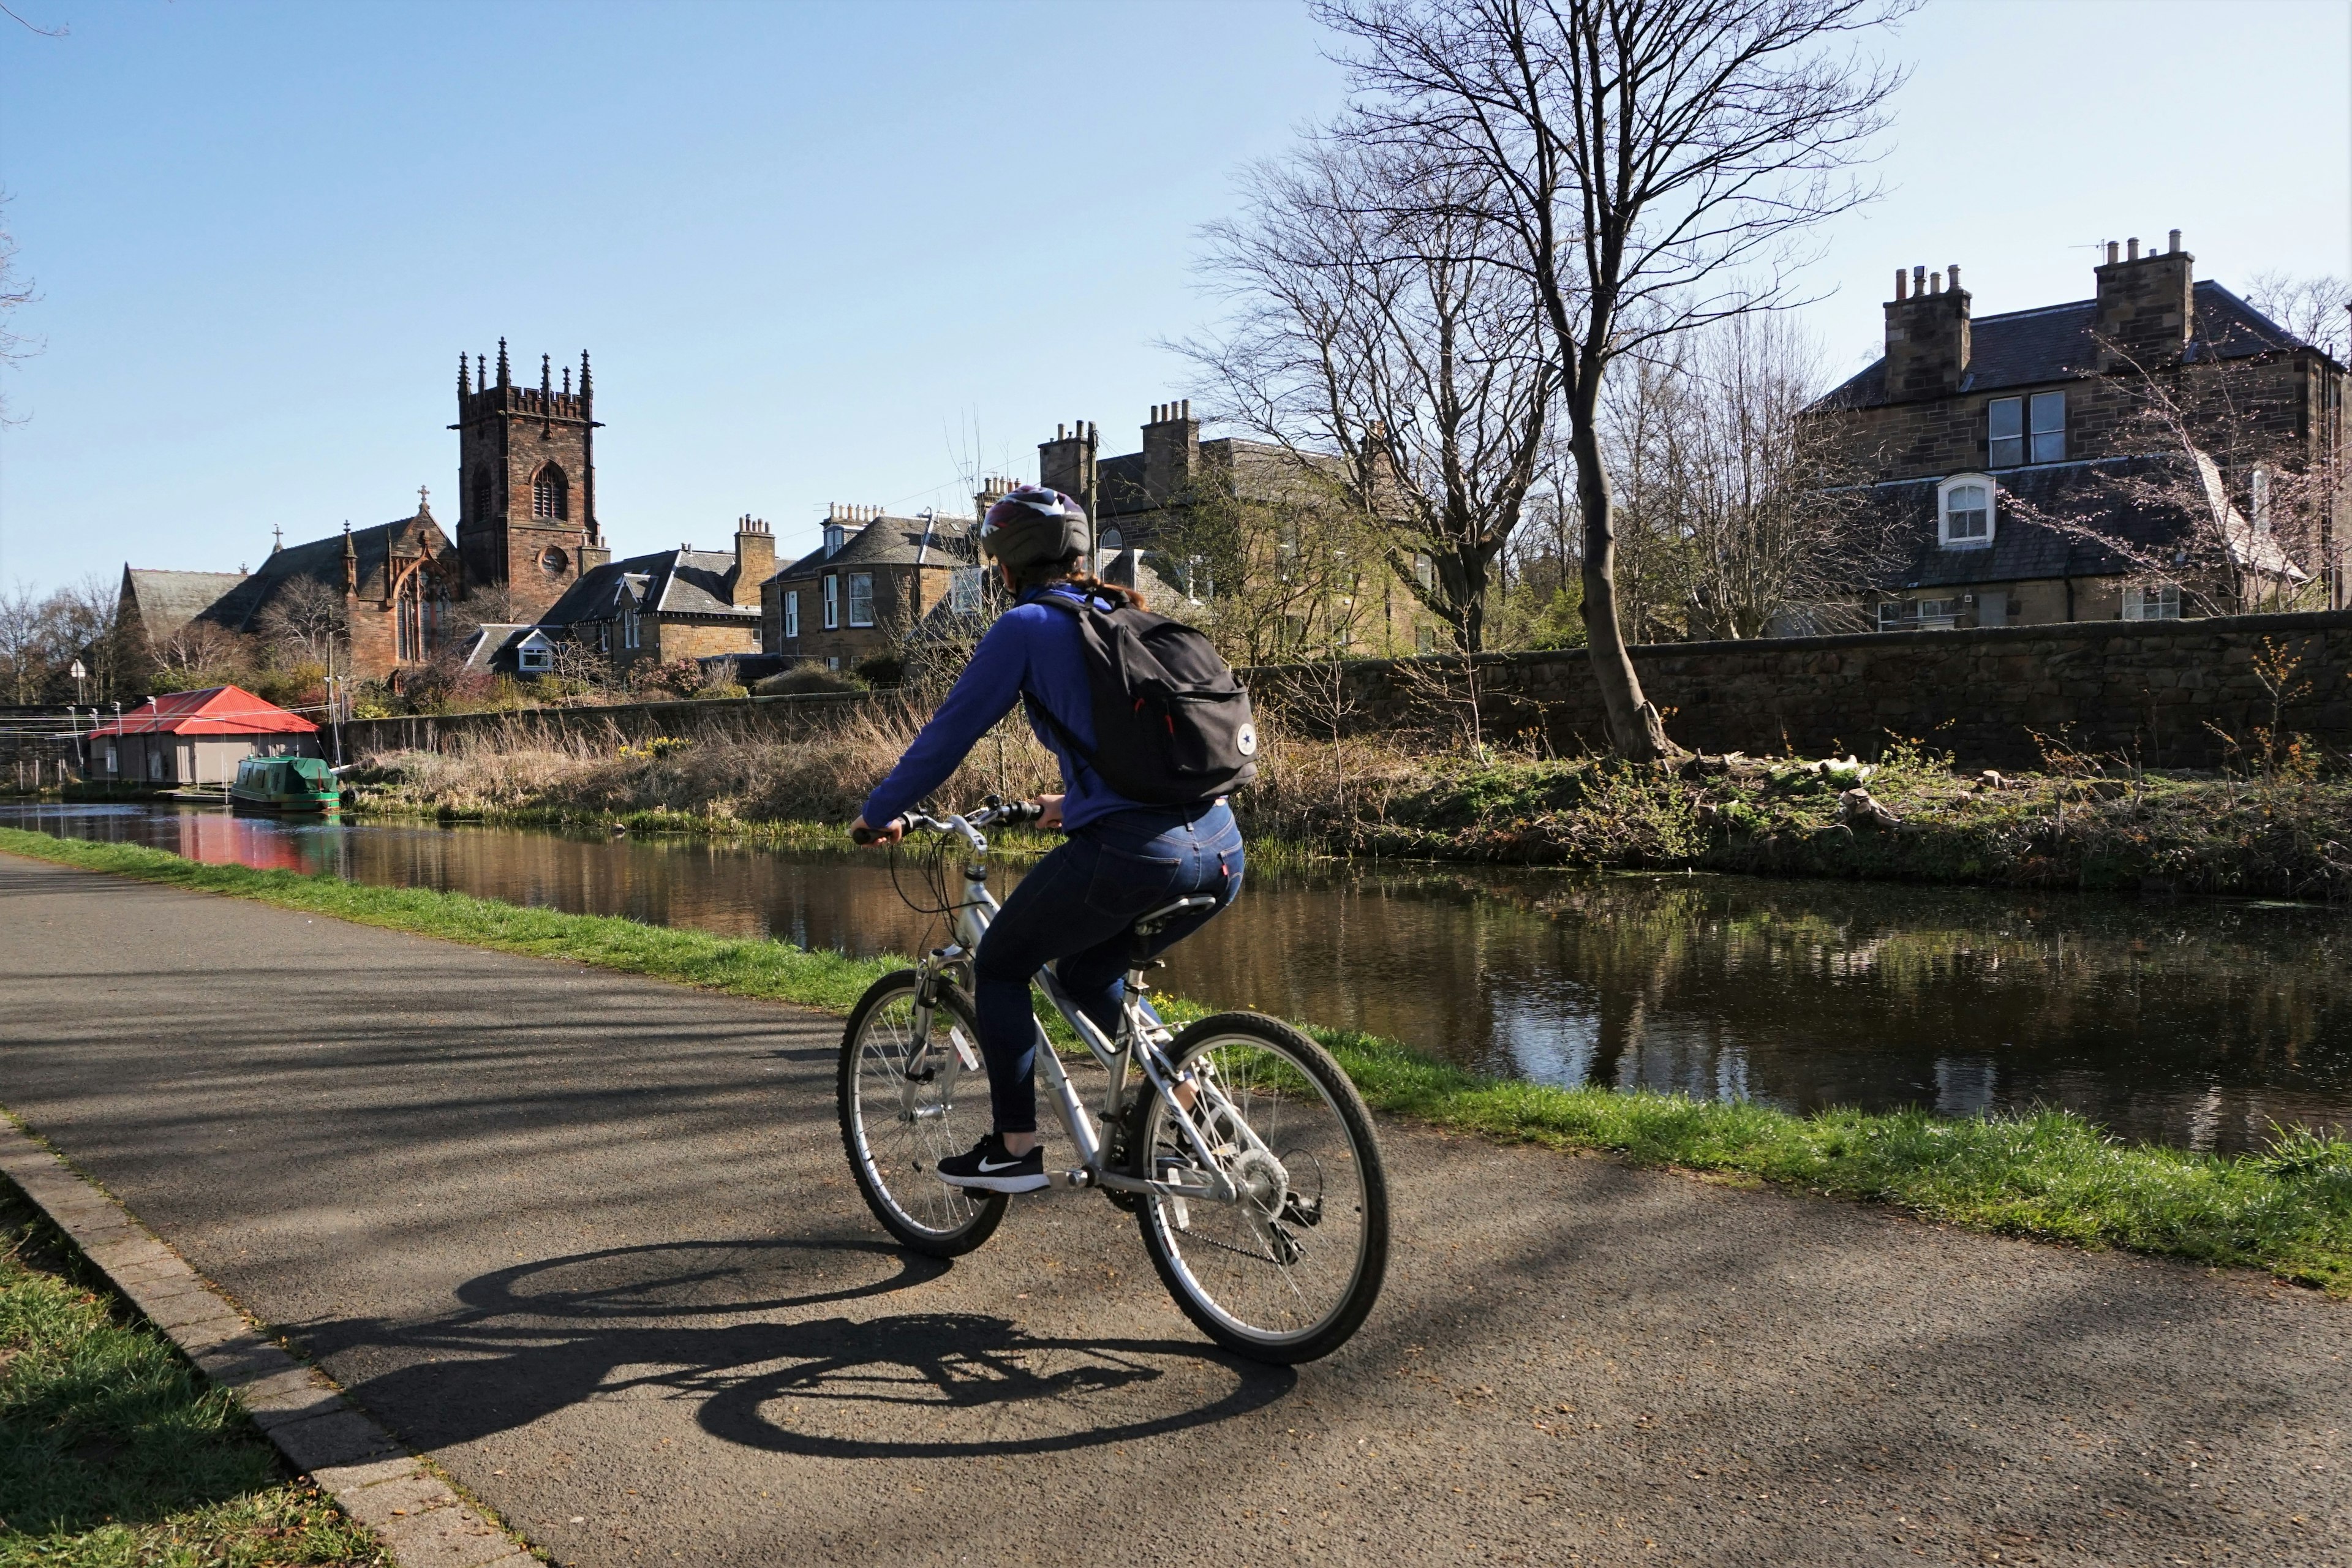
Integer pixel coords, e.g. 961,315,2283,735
1157,466,1395,665
1650,312,1883,637
2020,342,2331,619
0,189,36,432
256,575,348,669
2245,271,2350,362
149,619,247,687
1180,141,1558,652
1319,0,1911,756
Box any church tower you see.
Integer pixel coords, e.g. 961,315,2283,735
453,341,609,618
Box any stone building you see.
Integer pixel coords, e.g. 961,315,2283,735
1036,407,1434,654
535,518,771,677
118,498,463,683
1810,233,2346,628
453,341,611,621
115,339,608,683
761,505,977,671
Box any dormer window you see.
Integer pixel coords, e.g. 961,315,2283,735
823,523,846,557
1938,474,1996,549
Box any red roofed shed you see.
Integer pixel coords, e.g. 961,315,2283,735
85,685,320,786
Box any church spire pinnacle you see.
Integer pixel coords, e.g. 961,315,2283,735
496,338,510,388
458,352,471,398
579,351,592,405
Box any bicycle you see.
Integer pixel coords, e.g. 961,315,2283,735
839,798,1390,1364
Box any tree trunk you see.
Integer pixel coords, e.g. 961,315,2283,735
1568,399,1676,761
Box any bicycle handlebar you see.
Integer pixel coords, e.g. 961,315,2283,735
851,797,1043,846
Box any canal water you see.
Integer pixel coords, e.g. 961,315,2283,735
6,800,2346,1154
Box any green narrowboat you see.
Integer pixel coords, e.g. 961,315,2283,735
230,755,341,813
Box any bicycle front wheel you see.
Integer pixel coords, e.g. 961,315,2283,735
1128,1013,1389,1363
838,970,1005,1257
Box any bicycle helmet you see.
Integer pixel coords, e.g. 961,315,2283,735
979,484,1090,575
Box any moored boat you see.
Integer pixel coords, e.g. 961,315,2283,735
230,755,341,813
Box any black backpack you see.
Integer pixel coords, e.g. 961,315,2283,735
1025,592,1259,807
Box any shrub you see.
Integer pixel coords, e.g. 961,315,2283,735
753,665,866,697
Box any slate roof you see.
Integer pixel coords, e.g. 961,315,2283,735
454,624,546,671
538,548,757,628
1815,282,2312,412
196,510,453,632
770,514,976,581
85,684,316,738
1863,453,2307,591
121,570,247,639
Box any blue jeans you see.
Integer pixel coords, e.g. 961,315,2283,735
970,801,1244,1136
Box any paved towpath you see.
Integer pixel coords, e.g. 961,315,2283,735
2,851,2348,1566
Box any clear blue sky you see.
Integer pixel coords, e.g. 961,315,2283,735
1,0,2345,594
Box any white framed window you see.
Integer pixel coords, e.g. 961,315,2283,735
826,655,840,671
1414,553,1435,590
622,608,641,649
785,589,800,638
2251,467,2272,533
518,641,552,672
950,567,982,615
1099,528,1125,556
823,522,846,557
823,575,839,629
1879,597,1962,631
2122,583,2182,620
847,571,875,627
598,621,610,653
1938,473,1996,549
1987,393,2065,467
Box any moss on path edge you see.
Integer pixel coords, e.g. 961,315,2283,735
6,826,2349,1297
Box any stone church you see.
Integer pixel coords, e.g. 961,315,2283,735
116,340,616,681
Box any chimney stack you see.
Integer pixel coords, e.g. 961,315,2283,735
1144,398,1200,502
2095,227,2194,371
1038,419,1098,503
1882,260,1973,401
733,514,774,607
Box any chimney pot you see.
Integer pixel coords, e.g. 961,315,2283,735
2127,236,2140,261
1948,265,1961,290
1182,399,1190,419
1930,271,1942,295
2106,241,2119,265
2168,228,2182,254
1894,268,1907,300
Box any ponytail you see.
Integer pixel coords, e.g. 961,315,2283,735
1009,559,1147,612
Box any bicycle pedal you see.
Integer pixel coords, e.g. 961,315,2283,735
1045,1167,1093,1189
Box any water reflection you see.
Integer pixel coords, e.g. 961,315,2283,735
7,801,2346,1153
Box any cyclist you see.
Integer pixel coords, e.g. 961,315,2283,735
849,485,1245,1194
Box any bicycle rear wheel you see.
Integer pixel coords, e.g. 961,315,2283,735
838,970,1005,1257
1128,1012,1389,1363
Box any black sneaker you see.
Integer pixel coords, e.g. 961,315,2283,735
936,1133,1049,1194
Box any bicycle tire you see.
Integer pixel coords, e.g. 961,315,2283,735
837,970,1006,1257
1127,1012,1390,1363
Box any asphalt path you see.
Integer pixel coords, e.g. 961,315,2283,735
2,850,2348,1567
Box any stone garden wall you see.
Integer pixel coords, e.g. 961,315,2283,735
346,609,2352,772
1246,609,2352,769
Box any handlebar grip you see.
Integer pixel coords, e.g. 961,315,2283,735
850,824,876,846
1006,800,1044,824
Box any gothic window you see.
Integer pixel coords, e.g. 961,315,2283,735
533,465,570,521
472,471,493,521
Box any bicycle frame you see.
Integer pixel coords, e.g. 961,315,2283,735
892,808,1264,1205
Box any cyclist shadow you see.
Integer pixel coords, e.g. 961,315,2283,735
304,1237,1294,1458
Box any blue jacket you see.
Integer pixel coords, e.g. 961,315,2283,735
860,584,1148,834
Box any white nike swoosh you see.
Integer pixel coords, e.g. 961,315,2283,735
977,1157,1027,1172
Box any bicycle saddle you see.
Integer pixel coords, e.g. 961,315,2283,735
1133,894,1216,939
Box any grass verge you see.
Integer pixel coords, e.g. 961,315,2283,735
0,1178,385,1566
6,825,2351,1297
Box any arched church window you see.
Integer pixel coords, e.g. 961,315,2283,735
533,465,569,521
